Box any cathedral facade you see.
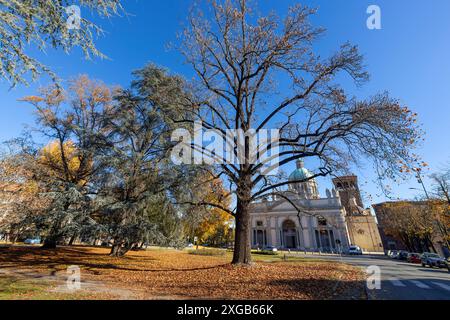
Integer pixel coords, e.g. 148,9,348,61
249,160,384,253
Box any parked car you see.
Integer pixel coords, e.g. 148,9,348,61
446,257,450,273
24,237,41,245
387,250,398,258
421,252,447,268
100,241,113,247
347,245,363,255
256,246,278,255
262,246,278,253
407,253,422,264
398,250,409,261
391,251,400,259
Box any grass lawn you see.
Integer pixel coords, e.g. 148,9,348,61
0,245,367,300
0,275,117,300
0,275,59,300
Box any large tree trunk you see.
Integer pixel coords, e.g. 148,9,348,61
110,243,121,256
42,202,69,249
109,242,135,257
119,243,134,256
42,236,57,249
232,194,252,265
68,233,77,246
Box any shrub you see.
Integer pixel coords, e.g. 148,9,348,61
252,250,279,256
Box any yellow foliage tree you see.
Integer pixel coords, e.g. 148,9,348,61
428,200,450,247
194,177,234,246
39,140,90,186
0,152,51,241
376,200,448,252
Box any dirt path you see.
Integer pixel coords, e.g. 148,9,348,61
0,267,136,299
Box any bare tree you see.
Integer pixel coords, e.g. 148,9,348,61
431,169,450,204
430,167,450,248
176,0,420,265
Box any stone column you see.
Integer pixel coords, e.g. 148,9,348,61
327,229,332,250
297,229,303,249
317,229,322,249
275,216,280,247
301,216,308,248
295,216,303,249
265,216,271,246
309,216,316,250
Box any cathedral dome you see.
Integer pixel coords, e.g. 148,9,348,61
288,160,319,199
289,160,313,181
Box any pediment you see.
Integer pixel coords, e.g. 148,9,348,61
262,200,297,212
273,201,295,211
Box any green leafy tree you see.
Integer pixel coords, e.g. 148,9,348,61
98,65,198,256
21,75,115,248
0,0,123,86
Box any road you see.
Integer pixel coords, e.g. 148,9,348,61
305,254,450,300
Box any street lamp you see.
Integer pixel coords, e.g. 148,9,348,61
411,167,430,199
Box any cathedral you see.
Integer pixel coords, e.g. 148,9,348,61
249,160,384,253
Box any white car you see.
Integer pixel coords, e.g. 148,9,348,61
387,250,397,258
24,237,41,244
421,252,447,268
347,245,363,255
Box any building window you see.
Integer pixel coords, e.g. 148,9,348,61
318,217,327,226
256,220,263,227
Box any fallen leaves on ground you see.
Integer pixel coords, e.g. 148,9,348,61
0,246,366,300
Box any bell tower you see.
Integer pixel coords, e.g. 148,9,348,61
332,175,384,253
332,176,364,215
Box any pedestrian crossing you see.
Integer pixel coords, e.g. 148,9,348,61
410,280,431,289
431,282,450,291
389,278,450,291
389,279,406,287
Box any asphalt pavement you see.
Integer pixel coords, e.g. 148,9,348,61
305,254,450,300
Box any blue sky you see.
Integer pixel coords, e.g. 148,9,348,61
0,0,449,205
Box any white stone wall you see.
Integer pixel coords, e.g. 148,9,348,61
250,207,351,252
